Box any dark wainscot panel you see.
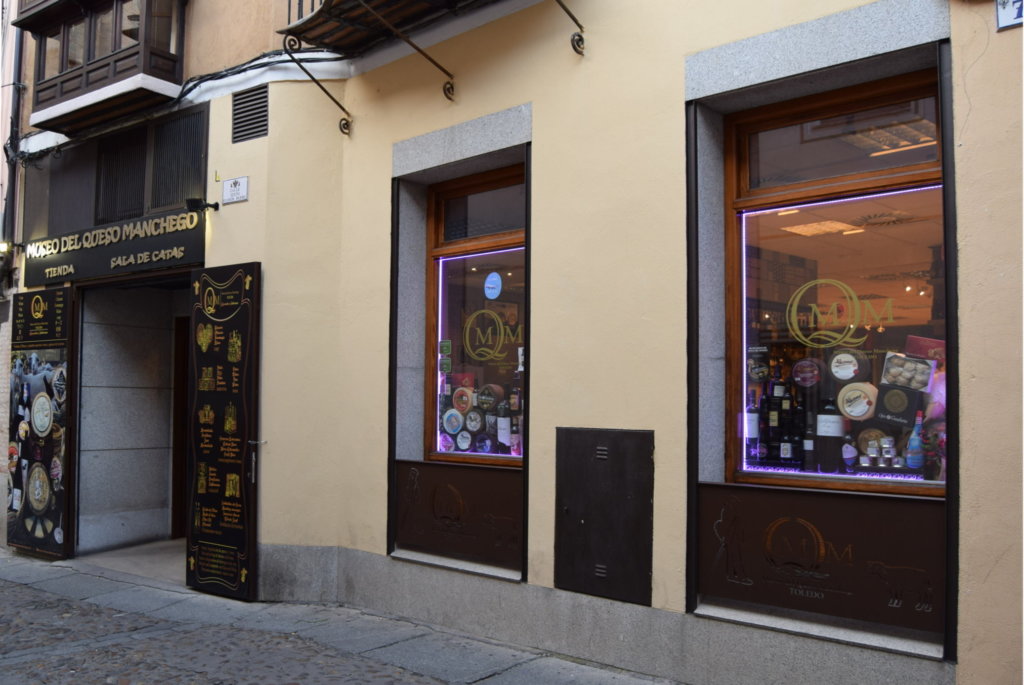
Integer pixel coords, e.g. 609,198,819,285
697,482,945,634
394,461,523,572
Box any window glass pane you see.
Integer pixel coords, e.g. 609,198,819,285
150,0,178,53
42,33,61,80
120,0,141,49
750,97,938,189
436,248,526,459
93,6,115,59
67,20,85,70
444,184,526,241
739,186,946,486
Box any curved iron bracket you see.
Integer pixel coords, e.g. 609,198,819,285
283,35,353,135
553,0,585,55
355,0,455,101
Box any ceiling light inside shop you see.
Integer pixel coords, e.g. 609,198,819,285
780,220,859,237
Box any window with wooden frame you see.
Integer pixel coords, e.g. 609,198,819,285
426,166,527,466
725,71,948,496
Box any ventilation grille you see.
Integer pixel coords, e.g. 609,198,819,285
233,85,269,143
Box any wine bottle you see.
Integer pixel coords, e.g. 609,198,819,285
744,389,760,466
509,416,522,456
815,397,844,473
841,422,858,473
496,396,512,453
802,409,817,472
905,410,925,469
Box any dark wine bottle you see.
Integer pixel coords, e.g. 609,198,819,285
815,397,844,474
802,409,817,472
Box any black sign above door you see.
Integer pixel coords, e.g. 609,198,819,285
7,288,72,558
23,210,206,287
186,263,261,600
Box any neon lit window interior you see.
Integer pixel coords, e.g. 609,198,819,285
435,248,525,460
739,186,947,485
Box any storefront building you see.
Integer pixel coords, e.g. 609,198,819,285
1,1,1019,683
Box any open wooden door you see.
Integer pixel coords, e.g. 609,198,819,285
186,263,261,600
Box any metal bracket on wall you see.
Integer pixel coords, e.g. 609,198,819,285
553,0,584,55
282,35,354,135
355,0,456,101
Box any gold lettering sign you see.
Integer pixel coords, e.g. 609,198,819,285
785,278,894,349
463,309,508,362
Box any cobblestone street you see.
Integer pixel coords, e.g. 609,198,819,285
0,549,677,685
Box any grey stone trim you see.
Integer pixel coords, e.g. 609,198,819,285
393,104,531,179
685,0,950,102
258,543,954,684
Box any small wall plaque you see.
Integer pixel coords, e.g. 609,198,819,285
222,176,249,205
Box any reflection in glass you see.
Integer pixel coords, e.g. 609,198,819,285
42,33,61,80
738,186,946,485
93,6,114,59
444,184,526,241
435,248,526,460
67,21,85,69
750,97,939,189
120,0,140,48
150,0,179,53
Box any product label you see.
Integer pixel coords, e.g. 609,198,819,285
816,414,844,437
782,399,791,411
780,443,794,459
842,443,858,462
773,384,785,397
745,412,759,437
831,353,859,380
803,439,814,451
769,411,779,428
841,389,871,417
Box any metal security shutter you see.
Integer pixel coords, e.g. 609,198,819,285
232,85,268,143
96,129,146,224
152,109,207,210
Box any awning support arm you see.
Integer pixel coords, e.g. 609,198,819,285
355,0,456,100
283,35,354,135
553,0,585,55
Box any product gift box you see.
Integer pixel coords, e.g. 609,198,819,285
875,384,924,429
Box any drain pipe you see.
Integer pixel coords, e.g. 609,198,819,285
3,22,24,248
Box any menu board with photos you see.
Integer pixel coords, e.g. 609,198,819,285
186,263,261,600
7,288,71,558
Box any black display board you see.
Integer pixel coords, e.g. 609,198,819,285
6,288,71,558
186,263,261,600
23,210,206,287
697,482,945,634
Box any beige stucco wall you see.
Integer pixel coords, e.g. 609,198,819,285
167,0,1023,677
202,0,908,612
948,1,1022,682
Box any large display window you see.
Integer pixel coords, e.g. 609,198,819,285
726,72,947,495
426,166,526,466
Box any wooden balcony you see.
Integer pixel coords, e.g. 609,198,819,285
15,0,184,136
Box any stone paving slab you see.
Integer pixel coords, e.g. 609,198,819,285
234,601,362,634
0,562,76,585
29,571,133,601
146,591,268,625
364,632,540,684
86,585,193,614
477,656,678,684
297,613,434,654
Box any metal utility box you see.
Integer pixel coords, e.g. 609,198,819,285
554,427,654,606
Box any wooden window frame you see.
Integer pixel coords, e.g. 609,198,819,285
723,71,946,497
424,164,527,467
